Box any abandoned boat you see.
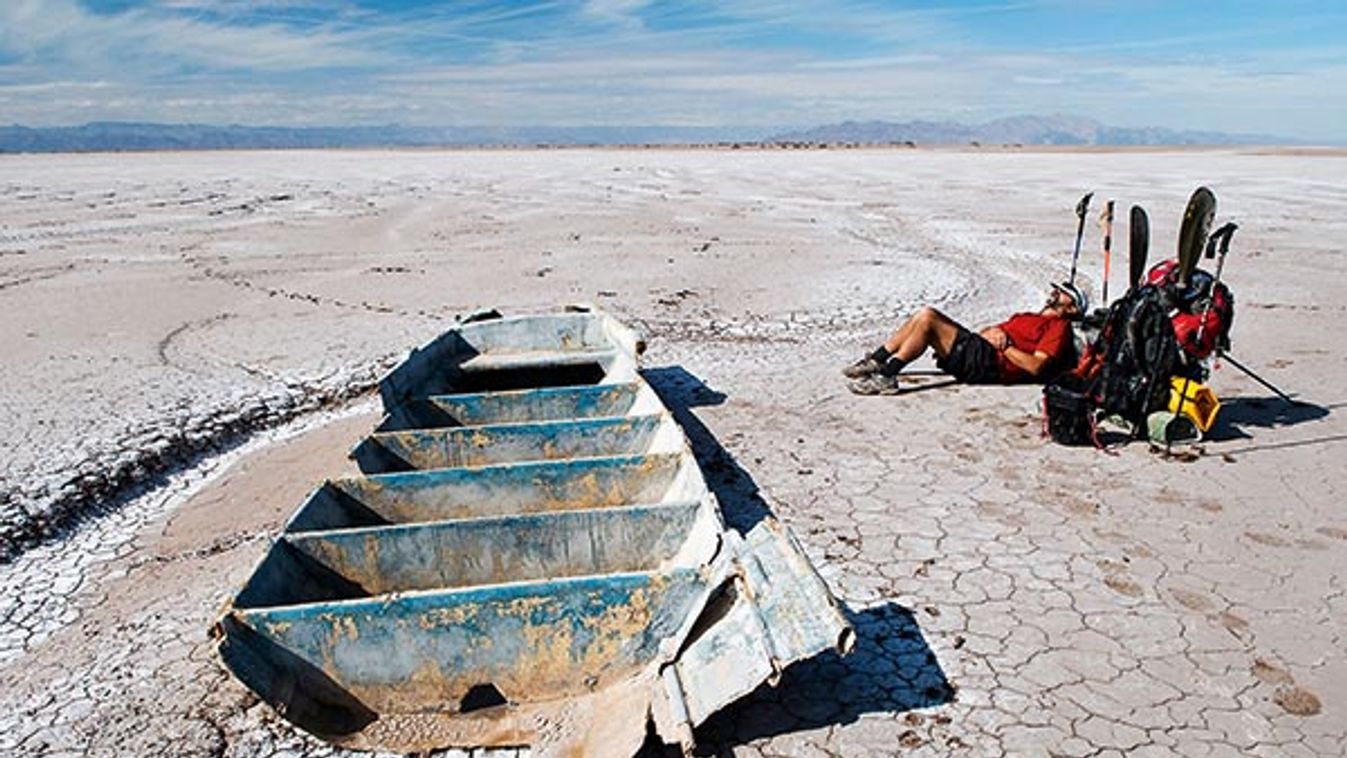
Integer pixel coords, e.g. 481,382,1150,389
213,306,853,756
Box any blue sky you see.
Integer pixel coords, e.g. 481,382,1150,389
1,1,1344,140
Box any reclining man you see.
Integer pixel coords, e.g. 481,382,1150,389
844,282,1088,395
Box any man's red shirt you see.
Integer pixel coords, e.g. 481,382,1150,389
994,312,1071,382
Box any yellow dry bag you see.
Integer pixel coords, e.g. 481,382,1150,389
1168,377,1220,432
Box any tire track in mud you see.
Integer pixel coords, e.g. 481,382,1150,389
849,210,1051,317
179,250,454,323
0,398,382,669
0,191,304,249
0,263,78,292
629,202,1042,348
0,211,251,248
155,313,239,372
0,352,402,565
1,240,447,566
0,221,195,247
631,303,929,347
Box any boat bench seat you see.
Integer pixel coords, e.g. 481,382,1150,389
458,348,617,373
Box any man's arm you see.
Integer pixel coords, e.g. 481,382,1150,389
1001,317,1070,378
1000,345,1052,377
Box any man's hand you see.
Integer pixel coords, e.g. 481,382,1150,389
980,326,1009,351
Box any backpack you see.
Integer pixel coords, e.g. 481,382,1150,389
1043,284,1180,444
1172,274,1235,361
1145,259,1237,362
1098,285,1181,424
1042,373,1099,446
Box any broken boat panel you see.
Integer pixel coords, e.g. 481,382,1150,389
214,307,852,757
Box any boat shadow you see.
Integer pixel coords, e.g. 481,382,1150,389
641,365,770,534
641,366,954,755
687,602,954,755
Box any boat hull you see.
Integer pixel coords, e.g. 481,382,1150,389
213,307,851,755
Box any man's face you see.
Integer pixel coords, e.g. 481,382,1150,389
1048,288,1077,315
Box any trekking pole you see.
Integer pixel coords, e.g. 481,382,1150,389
1217,351,1297,404
1069,192,1094,286
1167,222,1237,453
1100,200,1115,305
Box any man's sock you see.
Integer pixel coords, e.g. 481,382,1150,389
879,356,907,376
869,346,892,364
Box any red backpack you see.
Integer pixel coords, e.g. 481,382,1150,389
1173,278,1234,360
1144,260,1236,361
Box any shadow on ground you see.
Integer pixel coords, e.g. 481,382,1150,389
642,365,770,533
641,366,954,756
689,602,954,756
1205,395,1330,443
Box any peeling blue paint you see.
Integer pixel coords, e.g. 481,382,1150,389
353,414,666,472
214,308,852,755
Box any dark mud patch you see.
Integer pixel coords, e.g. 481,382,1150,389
1251,658,1295,686
1273,686,1322,716
1104,575,1144,598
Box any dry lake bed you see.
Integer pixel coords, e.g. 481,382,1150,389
1,147,1344,756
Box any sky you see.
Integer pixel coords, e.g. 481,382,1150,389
1,1,1344,141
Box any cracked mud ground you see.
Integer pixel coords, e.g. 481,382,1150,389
2,149,1344,757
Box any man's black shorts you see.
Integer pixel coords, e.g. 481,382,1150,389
936,327,1002,384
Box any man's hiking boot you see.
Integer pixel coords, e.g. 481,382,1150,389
847,373,902,396
842,356,883,378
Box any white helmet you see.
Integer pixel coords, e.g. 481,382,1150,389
1052,281,1089,315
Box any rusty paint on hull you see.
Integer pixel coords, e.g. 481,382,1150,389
214,307,852,757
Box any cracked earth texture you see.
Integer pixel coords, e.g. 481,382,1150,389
1,149,1343,757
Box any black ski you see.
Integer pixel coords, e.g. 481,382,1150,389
1129,205,1149,290
1177,187,1216,286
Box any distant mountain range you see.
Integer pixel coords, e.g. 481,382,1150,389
0,122,754,153
769,114,1299,146
0,115,1307,153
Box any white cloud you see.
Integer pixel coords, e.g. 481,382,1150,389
0,79,113,94
0,0,389,74
153,0,354,9
798,54,946,70
0,0,1341,140
582,0,649,29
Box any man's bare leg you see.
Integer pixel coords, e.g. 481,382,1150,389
847,307,967,394
883,306,964,363
878,311,923,354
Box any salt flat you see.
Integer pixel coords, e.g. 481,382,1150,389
1,148,1344,757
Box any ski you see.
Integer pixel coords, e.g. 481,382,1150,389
1129,205,1149,290
1100,199,1115,305
1177,186,1216,286
1068,191,1093,286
